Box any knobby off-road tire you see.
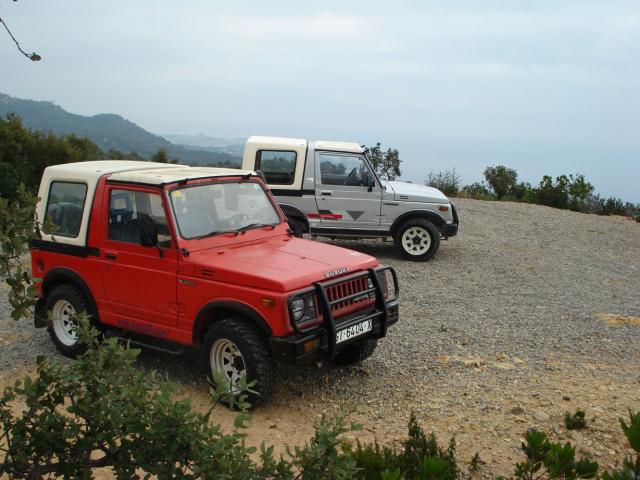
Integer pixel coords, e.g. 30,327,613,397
331,339,378,366
46,284,90,358
395,218,441,261
203,318,274,406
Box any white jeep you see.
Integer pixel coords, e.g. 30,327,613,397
241,136,458,261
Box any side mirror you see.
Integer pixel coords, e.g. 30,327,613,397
140,223,158,247
364,172,376,191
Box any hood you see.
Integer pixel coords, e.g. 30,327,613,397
383,180,449,204
189,236,378,292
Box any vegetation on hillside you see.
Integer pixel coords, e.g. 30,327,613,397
426,166,640,222
0,96,241,166
0,114,231,200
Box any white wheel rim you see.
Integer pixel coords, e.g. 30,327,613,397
401,226,432,255
51,299,79,346
210,339,246,391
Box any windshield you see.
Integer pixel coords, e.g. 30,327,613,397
169,181,281,239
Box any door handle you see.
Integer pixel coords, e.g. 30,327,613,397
104,252,117,260
320,191,332,196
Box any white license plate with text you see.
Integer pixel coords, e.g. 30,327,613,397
336,319,373,344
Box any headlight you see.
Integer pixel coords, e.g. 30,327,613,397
289,293,317,324
291,296,306,321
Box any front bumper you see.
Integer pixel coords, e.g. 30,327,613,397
440,203,459,237
270,302,399,363
269,267,399,363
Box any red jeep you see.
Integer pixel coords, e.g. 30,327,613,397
30,161,399,403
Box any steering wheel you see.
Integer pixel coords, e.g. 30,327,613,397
228,213,250,227
345,167,361,186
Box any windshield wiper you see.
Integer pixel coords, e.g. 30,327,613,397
236,222,277,234
194,223,277,239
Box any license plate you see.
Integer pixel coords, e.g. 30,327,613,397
336,319,372,344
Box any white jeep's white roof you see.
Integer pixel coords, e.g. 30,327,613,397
314,140,364,154
108,166,253,185
246,136,307,149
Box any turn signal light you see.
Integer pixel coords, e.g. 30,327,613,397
261,298,276,308
303,339,319,353
439,206,449,212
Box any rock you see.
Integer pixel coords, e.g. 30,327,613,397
493,362,515,370
269,424,278,429
533,411,550,422
510,407,526,415
562,395,571,401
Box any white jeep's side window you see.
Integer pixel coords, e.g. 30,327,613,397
255,150,297,185
45,181,87,238
319,154,368,187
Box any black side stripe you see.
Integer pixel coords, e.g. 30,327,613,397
29,239,100,258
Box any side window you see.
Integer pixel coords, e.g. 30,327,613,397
319,154,368,186
255,150,296,185
108,190,171,247
45,182,87,237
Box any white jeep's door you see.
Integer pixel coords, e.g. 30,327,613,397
314,152,383,230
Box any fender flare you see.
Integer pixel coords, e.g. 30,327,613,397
390,210,447,238
192,300,272,345
41,267,99,320
279,203,309,232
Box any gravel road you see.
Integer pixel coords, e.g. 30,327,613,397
2,198,639,475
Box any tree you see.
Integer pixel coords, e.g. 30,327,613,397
483,165,518,199
0,3,41,61
426,168,461,197
364,142,402,180
150,147,176,164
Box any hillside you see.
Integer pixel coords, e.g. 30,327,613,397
0,93,241,166
163,134,245,157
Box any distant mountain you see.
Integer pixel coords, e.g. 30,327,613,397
0,93,241,166
164,134,246,157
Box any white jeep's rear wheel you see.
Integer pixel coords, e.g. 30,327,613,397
395,219,441,261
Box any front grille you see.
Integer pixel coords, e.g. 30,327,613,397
325,275,374,318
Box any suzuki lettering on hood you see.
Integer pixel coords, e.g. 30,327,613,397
324,267,348,279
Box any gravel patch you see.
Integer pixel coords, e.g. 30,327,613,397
1,198,639,475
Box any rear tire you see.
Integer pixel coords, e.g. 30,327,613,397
395,219,440,261
332,339,378,366
202,318,274,406
46,284,89,358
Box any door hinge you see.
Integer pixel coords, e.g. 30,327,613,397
169,301,185,314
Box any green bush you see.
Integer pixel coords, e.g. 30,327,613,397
426,169,461,197
564,410,588,430
483,165,518,200
460,182,495,200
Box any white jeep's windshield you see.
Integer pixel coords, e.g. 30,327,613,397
170,181,281,239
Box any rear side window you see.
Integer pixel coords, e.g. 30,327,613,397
45,182,87,237
255,150,297,185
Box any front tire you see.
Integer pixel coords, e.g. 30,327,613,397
46,284,89,358
203,318,274,406
395,219,440,261
332,339,378,366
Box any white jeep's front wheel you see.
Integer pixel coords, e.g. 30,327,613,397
395,219,441,261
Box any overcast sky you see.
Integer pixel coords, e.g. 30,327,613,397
2,1,639,201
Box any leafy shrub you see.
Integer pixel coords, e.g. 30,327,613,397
426,169,461,197
484,165,518,199
345,413,458,480
564,410,588,430
460,182,495,200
